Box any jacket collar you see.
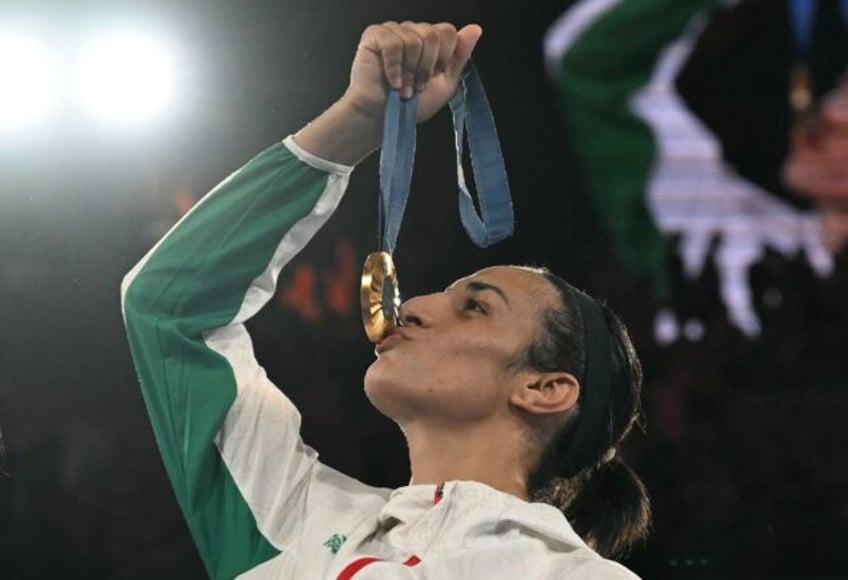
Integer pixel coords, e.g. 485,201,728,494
377,480,590,552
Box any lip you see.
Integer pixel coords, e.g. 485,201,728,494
375,328,408,354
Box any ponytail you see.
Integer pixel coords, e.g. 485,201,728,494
524,268,651,559
533,457,651,558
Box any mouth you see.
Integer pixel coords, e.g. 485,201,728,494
375,328,407,355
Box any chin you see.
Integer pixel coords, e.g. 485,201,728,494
363,360,389,401
364,355,387,386
363,361,407,421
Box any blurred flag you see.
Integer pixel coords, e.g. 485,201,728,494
545,0,835,337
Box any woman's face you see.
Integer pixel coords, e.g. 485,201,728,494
364,266,557,427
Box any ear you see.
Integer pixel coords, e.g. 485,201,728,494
509,372,580,416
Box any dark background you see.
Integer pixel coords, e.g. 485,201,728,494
1,1,847,578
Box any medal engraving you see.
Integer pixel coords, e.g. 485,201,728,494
360,251,400,343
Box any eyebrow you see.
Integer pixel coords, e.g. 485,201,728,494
465,280,511,309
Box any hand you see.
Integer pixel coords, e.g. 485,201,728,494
343,22,483,124
294,22,482,166
784,79,848,251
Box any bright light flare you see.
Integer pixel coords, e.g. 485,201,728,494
0,34,56,130
78,34,174,123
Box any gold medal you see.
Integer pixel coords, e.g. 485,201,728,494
360,251,401,343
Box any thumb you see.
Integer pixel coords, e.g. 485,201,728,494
452,24,483,74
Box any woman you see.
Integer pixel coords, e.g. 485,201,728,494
122,21,649,579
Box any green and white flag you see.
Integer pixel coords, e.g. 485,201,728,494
546,0,832,338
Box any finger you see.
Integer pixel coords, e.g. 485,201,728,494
369,24,406,91
432,23,458,76
405,22,442,92
449,24,483,76
384,21,424,99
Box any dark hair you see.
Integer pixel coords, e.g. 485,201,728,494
524,269,650,559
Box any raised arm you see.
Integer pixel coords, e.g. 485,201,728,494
121,22,480,579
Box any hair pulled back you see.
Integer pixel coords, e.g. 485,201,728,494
525,269,650,559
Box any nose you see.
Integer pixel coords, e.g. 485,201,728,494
399,292,447,328
399,296,425,328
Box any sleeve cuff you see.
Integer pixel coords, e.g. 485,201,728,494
282,135,355,176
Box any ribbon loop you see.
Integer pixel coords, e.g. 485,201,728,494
450,63,514,247
378,61,513,254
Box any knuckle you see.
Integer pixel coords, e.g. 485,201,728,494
407,34,423,51
364,23,386,38
421,28,439,46
436,22,457,35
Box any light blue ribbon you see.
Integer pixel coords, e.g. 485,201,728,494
378,90,418,254
378,62,514,255
449,63,515,247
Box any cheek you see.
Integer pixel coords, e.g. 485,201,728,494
436,329,522,374
423,347,513,407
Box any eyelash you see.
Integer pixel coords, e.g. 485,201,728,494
463,297,487,315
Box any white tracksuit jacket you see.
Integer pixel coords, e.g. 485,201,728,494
121,136,640,580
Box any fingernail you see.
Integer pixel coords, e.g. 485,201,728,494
402,86,413,99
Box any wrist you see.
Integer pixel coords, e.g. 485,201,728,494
294,95,383,167
335,93,384,151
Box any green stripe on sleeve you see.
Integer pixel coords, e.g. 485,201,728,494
123,143,341,578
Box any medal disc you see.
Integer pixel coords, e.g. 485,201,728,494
360,251,401,343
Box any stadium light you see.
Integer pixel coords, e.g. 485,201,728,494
0,34,56,130
77,33,174,123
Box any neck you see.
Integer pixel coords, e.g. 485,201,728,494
402,419,533,501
